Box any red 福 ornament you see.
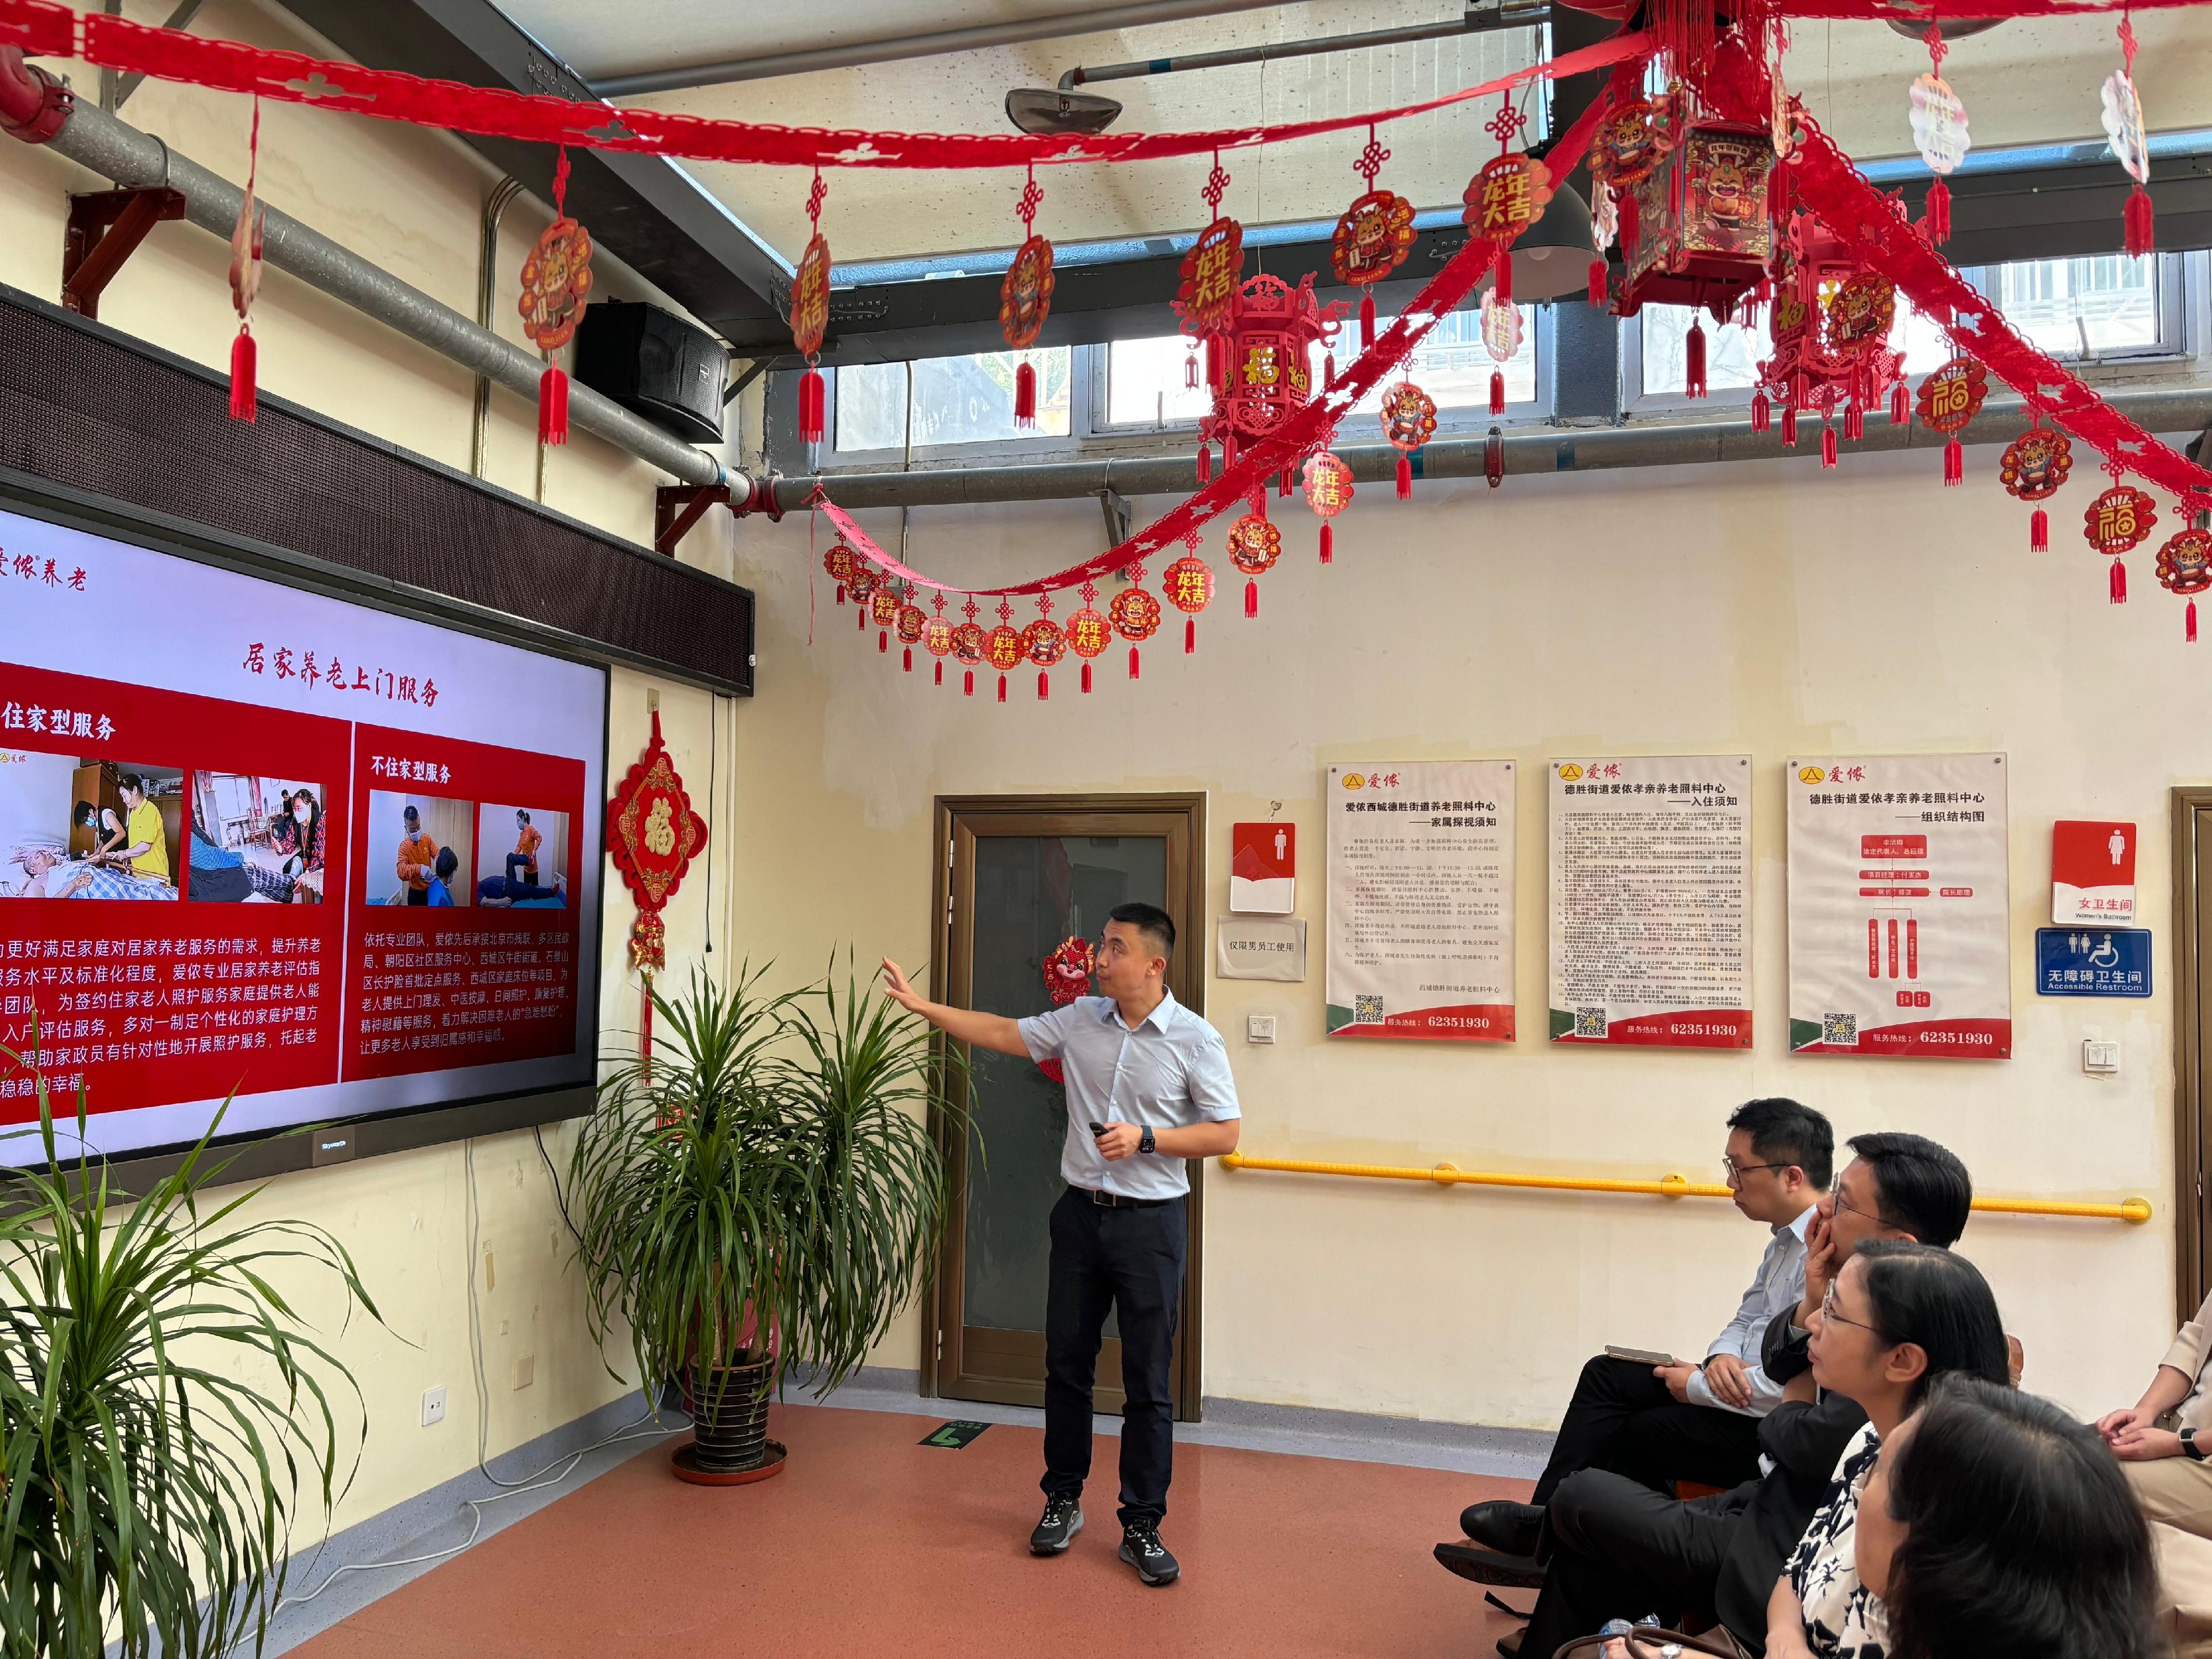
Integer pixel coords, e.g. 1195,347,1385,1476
2157,526,2212,640
1915,355,1987,486
1333,128,1415,348
519,148,593,446
2000,422,2073,550
606,709,708,1070
1380,381,1437,499
2085,478,2157,604
791,170,832,446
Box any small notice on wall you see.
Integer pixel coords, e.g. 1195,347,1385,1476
1230,821,1296,913
1787,754,2010,1058
1218,917,1307,981
1325,761,1515,1041
1548,755,1752,1048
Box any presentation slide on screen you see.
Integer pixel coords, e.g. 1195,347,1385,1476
0,505,608,1162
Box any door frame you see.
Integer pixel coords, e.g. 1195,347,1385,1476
921,792,1209,1421
2172,788,2212,1321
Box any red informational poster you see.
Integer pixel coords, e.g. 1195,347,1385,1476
2052,819,2136,925
1230,820,1295,914
1,507,607,1160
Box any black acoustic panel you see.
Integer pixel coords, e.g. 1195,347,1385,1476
0,285,750,695
576,299,728,444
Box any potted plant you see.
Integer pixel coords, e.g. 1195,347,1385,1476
569,963,961,1483
0,1059,379,1659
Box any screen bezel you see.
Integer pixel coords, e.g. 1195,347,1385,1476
0,469,620,1191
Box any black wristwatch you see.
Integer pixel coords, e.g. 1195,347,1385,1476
2185,1427,2206,1461
1139,1126,1156,1155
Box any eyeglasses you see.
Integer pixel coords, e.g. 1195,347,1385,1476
1819,1282,1878,1333
1829,1178,1886,1225
1721,1156,1788,1186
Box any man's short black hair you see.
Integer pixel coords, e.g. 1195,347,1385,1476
1726,1097,1834,1189
1106,901,1176,961
1849,1130,1974,1248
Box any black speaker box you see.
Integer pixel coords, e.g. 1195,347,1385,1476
573,299,728,444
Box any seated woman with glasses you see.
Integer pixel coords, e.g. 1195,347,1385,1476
1761,1242,2011,1659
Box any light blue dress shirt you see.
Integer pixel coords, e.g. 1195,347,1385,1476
1684,1203,1815,1417
1018,990,1241,1201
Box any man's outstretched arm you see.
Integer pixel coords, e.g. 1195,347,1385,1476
879,958,1030,1055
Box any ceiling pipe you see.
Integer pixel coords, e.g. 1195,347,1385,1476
780,384,2212,509
1059,0,1547,90
0,49,739,495
591,0,1298,98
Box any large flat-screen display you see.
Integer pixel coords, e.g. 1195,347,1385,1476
0,504,607,1164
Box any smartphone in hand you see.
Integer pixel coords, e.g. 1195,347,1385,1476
1089,1122,1107,1136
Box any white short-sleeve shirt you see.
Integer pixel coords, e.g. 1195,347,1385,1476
1018,990,1240,1200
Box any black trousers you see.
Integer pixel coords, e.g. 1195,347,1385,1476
1521,1469,1754,1659
1040,1187,1186,1529
405,886,427,906
1532,1355,1764,1505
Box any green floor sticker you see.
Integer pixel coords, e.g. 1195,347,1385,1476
920,1420,991,1449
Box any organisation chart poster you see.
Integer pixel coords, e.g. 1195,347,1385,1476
1787,754,2010,1058
1324,761,1515,1041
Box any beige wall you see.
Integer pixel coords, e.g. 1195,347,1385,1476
1,1,745,1545
731,442,2181,1430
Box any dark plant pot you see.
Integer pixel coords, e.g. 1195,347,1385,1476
684,1350,774,1475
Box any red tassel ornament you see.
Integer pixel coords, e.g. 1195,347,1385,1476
2112,559,2128,603
1923,177,1951,244
1081,661,1092,693
964,670,974,696
1490,370,1505,416
1890,380,1909,425
1360,290,1376,348
902,646,912,672
538,362,570,445
997,674,1008,702
1821,424,1838,468
1751,392,1770,433
797,367,825,445
1013,359,1037,427
1244,578,1258,618
1396,452,1412,500
1492,253,1512,306
1128,646,1140,680
1844,400,1864,442
1617,190,1639,255
1782,403,1799,447
1685,321,1708,399
229,330,258,422
1037,671,1049,700
2126,185,2155,258
1943,437,1963,486
2030,508,2049,551
1318,523,1333,565
1588,258,1608,307
2191,599,2199,641
878,630,889,653
1206,332,1226,390
935,661,944,685
1184,618,1197,654
1197,444,1212,485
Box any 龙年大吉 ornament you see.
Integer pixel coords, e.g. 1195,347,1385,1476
1304,451,1353,564
1163,549,1215,653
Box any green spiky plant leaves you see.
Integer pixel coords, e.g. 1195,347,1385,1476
0,1053,380,1659
569,961,966,1417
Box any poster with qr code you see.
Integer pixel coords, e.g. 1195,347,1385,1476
1787,754,2010,1058
1325,761,1515,1041
1548,755,1752,1048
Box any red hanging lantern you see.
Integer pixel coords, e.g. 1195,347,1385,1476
519,148,594,447
1204,272,1343,461
1754,210,1904,452
1380,381,1437,500
2157,526,2212,639
2000,422,2073,551
1333,128,1416,348
2086,477,2158,604
790,170,832,448
1915,355,1987,485
1614,119,1775,323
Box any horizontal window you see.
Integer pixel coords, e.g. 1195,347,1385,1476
833,348,1072,457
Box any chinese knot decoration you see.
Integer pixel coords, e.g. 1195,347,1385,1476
2085,472,2157,604
519,148,593,447
792,169,833,447
2000,421,2073,550
227,96,265,423
1043,936,1096,1006
1304,450,1353,564
1001,165,1056,426
2156,526,2212,640
1333,128,1416,348
1914,356,1988,486
2103,15,2154,257
607,709,709,1065
1380,380,1437,500
1463,101,1550,305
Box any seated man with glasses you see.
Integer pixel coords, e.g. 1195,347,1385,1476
1483,1131,1978,1659
1441,1099,1833,1585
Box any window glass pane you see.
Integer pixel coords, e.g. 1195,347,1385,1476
1639,293,1954,399
834,361,908,453
1105,336,1215,428
1334,308,1538,413
1988,254,2159,357
834,347,1072,452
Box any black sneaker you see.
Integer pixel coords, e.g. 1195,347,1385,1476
1119,1520,1180,1585
1030,1495,1083,1555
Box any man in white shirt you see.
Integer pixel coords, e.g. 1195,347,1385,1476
880,901,1240,1588
1442,1097,1831,1579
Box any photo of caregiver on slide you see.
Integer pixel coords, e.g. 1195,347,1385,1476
879,903,1239,1591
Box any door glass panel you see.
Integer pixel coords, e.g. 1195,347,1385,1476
962,834,1168,1335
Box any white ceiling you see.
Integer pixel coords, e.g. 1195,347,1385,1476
493,1,2212,267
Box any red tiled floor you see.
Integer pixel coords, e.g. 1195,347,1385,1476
294,1402,1535,1658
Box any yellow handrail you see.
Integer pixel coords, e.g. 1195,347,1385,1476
1219,1152,2153,1224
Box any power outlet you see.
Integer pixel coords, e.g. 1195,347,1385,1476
421,1384,447,1428
512,1354,535,1391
